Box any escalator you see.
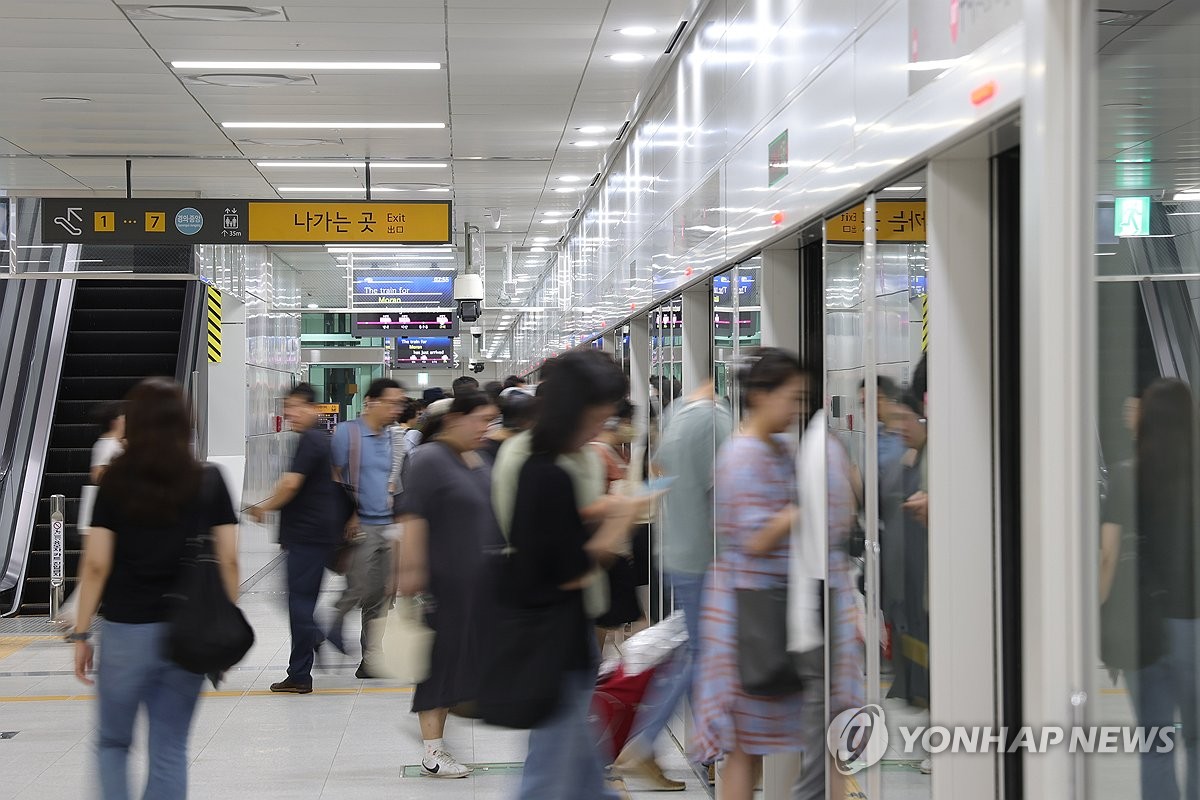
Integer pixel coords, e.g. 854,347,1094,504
13,281,193,616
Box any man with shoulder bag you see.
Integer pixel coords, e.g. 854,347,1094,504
329,378,405,678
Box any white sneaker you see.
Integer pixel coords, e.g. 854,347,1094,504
421,749,472,779
920,758,932,775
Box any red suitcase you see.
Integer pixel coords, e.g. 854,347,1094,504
591,665,658,762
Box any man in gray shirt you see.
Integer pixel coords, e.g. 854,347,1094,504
613,380,732,789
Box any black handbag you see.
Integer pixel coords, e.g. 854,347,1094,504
595,555,643,629
736,587,805,697
477,600,575,729
165,470,256,676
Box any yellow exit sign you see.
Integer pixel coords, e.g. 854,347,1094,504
825,200,927,243
248,201,451,244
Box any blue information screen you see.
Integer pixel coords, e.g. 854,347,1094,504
391,336,455,368
712,273,755,306
352,270,454,309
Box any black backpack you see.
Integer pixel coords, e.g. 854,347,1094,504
165,469,255,677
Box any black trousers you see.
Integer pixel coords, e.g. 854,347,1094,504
285,543,333,683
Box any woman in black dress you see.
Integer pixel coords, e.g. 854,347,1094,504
397,390,500,779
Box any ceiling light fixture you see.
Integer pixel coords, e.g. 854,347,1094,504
327,246,450,253
553,187,581,193
276,186,429,193
225,121,444,129
307,302,320,309
256,161,447,168
618,26,657,37
572,140,602,147
40,96,92,104
577,125,607,134
173,61,441,70
1173,192,1200,201
542,211,567,216
533,237,551,242
882,185,922,192
530,247,546,252
558,175,582,182
609,52,646,63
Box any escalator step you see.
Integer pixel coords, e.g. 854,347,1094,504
50,424,103,449
68,330,180,355
63,353,176,376
71,309,183,332
48,448,94,473
40,472,88,497
72,285,186,310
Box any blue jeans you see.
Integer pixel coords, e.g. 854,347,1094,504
1128,617,1200,800
285,543,331,683
520,666,621,800
97,621,205,800
623,570,705,759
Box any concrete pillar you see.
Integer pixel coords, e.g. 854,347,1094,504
629,314,651,436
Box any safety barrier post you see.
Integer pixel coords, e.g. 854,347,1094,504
49,494,65,621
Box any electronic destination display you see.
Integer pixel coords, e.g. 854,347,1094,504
354,312,458,335
352,270,455,309
712,273,756,306
391,336,456,368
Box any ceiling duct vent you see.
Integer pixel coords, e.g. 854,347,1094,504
186,73,314,88
237,137,343,147
122,5,286,21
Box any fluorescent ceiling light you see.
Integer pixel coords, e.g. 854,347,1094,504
542,211,567,217
256,161,446,168
307,303,320,308
530,247,546,253
553,187,582,193
572,140,602,147
558,175,583,182
619,26,657,37
577,125,607,134
539,218,564,223
327,246,450,253
882,185,922,192
1168,211,1200,216
533,237,552,242
1173,192,1200,201
173,61,441,70
609,52,646,63
277,186,448,193
224,122,445,129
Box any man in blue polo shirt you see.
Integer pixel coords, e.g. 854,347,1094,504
330,377,405,678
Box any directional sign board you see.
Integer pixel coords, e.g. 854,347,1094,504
40,199,452,245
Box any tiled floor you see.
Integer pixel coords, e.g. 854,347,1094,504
0,522,709,800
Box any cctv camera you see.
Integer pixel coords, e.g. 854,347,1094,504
483,208,503,231
470,325,484,341
454,274,484,323
468,359,485,375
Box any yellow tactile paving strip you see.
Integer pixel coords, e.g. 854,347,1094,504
0,685,414,703
0,635,49,660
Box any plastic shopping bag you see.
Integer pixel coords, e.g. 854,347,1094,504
370,597,434,685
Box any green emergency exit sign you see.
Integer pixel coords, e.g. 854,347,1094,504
1115,196,1151,237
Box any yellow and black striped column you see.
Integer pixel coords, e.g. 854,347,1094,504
206,285,222,363
920,292,929,352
